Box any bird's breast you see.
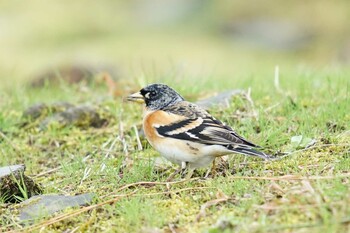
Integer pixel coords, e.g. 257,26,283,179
143,109,186,145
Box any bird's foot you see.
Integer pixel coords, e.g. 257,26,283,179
166,168,181,182
166,162,190,181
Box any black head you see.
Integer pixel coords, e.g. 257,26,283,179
128,83,184,110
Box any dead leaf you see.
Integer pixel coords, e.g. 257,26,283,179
196,191,231,222
215,189,229,199
301,180,315,194
268,181,285,195
98,72,138,98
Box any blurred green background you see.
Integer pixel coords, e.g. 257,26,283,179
1,0,349,88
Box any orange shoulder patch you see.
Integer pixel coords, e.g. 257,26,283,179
143,110,187,145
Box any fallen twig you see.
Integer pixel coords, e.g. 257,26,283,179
227,173,350,181
196,197,230,222
255,201,343,211
34,166,61,178
264,102,281,113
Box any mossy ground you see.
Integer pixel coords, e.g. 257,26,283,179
1,1,350,232
0,70,349,232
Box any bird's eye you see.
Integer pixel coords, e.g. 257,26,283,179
150,91,157,97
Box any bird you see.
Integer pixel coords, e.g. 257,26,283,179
127,83,272,178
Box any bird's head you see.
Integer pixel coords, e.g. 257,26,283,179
127,83,184,110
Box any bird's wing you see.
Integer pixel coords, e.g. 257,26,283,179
157,101,259,148
155,101,272,160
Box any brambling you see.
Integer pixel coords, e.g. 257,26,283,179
127,84,271,177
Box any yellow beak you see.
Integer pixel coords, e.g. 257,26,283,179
127,91,145,104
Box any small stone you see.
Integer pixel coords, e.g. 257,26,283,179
22,102,111,130
0,165,42,203
19,193,95,221
0,165,25,175
22,103,49,120
40,105,107,129
50,102,75,113
195,90,242,109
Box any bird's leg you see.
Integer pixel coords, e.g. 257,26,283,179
211,159,217,178
166,168,181,182
204,159,217,179
184,168,194,180
180,162,194,179
181,161,187,174
166,162,188,182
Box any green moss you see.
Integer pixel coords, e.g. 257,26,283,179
0,29,349,233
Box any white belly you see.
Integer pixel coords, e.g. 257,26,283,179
151,138,230,169
142,109,231,169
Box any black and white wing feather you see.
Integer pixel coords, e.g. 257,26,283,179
157,101,271,160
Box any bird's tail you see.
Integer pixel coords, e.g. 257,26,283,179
230,146,274,160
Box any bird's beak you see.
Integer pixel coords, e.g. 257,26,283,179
127,91,145,104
